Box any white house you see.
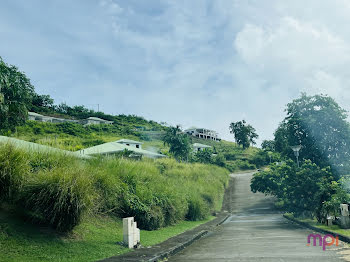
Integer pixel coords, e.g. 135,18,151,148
116,139,143,149
185,127,220,141
80,117,114,125
192,143,212,152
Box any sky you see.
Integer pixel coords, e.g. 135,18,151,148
1,0,350,144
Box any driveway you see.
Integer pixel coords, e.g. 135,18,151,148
168,172,350,262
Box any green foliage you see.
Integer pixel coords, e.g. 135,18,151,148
0,143,229,232
229,120,258,149
163,126,191,161
20,166,95,231
251,160,348,221
195,149,213,164
273,93,350,177
0,57,34,131
261,140,275,151
0,144,29,201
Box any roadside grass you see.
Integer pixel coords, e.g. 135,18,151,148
0,208,214,262
284,213,350,238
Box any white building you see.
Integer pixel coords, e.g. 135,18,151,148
116,139,143,149
192,143,212,152
80,117,114,125
185,127,220,141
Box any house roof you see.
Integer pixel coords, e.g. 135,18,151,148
87,117,113,122
116,139,143,145
0,136,90,159
76,141,165,158
193,143,212,148
28,112,44,117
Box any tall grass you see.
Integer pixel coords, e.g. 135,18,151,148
0,143,229,232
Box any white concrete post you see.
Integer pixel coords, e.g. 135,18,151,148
123,217,140,248
340,204,350,229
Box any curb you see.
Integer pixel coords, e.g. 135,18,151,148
283,214,350,244
99,213,230,262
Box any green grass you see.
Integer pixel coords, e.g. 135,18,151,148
0,208,214,262
285,213,350,238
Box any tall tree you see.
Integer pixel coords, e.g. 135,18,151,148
163,125,191,161
229,120,258,149
0,57,34,131
273,93,350,177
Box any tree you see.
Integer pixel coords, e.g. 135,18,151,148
261,140,275,152
195,148,213,164
273,93,350,177
229,120,259,149
163,125,191,161
251,160,348,221
30,93,54,112
0,57,34,131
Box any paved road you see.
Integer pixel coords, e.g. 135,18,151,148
168,172,350,262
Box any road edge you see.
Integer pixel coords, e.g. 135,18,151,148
283,214,350,244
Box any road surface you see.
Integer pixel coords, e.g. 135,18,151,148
168,172,350,262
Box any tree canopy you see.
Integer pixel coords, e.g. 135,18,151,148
162,125,191,161
229,120,258,149
0,57,34,131
273,93,350,177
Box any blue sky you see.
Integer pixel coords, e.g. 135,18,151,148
1,0,350,143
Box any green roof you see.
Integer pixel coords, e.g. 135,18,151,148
76,141,165,158
0,136,90,159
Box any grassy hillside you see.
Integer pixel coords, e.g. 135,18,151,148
0,143,229,261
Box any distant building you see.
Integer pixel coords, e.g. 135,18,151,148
185,127,220,141
116,139,143,149
192,143,212,152
80,117,114,125
76,140,166,159
28,112,113,125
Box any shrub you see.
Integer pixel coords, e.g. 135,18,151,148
0,144,29,202
20,166,95,231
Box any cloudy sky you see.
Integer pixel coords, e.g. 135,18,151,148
1,0,350,143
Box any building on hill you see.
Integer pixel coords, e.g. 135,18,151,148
80,117,114,125
76,140,166,159
116,139,143,149
192,143,212,152
28,112,79,123
28,112,113,125
185,127,221,141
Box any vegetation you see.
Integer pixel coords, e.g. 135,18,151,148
229,120,258,149
251,93,350,223
162,125,191,161
0,210,213,262
0,143,229,231
0,57,34,131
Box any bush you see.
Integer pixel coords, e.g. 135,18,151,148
0,144,29,202
20,166,95,231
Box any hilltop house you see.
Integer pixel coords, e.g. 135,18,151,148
76,140,165,159
192,143,212,152
116,139,143,149
28,112,113,125
80,117,114,125
185,127,221,141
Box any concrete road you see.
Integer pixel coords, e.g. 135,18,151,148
168,172,350,262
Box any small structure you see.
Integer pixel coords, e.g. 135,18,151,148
123,217,140,248
185,127,220,141
80,117,114,125
76,140,166,159
116,139,143,149
339,204,350,229
28,112,113,125
192,143,212,152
